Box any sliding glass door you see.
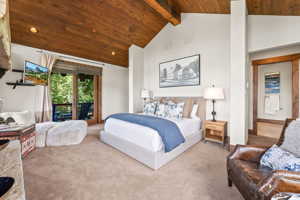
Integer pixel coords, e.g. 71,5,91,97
51,72,101,124
75,74,99,124
51,73,73,122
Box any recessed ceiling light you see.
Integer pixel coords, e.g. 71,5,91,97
112,51,116,56
30,27,38,33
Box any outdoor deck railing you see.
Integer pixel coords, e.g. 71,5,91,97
52,103,93,121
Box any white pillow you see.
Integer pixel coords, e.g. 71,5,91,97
11,111,35,125
190,104,199,119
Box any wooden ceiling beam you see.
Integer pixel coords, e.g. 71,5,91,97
144,0,181,26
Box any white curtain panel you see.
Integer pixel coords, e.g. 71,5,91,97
36,53,57,122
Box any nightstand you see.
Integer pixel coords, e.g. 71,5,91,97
204,120,227,146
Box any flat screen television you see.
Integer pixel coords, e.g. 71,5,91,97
24,61,49,86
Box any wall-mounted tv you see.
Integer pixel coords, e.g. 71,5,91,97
24,61,49,86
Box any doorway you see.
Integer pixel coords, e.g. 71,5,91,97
50,60,102,125
252,54,300,139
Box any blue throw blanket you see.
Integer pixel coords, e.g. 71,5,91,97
105,113,185,152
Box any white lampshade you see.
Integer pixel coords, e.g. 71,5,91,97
141,89,150,99
204,87,224,100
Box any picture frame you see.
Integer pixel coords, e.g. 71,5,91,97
159,54,200,88
265,72,280,94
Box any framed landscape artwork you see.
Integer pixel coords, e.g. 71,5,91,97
159,54,200,88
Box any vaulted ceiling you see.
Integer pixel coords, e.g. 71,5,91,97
9,0,300,67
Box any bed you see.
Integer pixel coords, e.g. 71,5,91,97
100,97,206,170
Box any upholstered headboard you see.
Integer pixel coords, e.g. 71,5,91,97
155,97,206,122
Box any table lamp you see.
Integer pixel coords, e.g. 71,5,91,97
141,89,150,101
204,86,224,122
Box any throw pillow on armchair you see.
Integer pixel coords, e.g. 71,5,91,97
280,120,300,157
260,145,300,172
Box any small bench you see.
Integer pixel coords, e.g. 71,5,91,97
36,120,87,147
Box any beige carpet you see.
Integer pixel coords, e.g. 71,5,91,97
23,127,243,200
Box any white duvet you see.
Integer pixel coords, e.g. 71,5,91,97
104,116,201,152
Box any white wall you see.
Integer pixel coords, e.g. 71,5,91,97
0,44,43,112
144,13,231,121
0,43,129,119
129,45,144,113
140,10,300,144
102,67,128,118
248,15,300,52
141,12,300,144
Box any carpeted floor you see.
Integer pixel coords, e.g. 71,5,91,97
23,126,243,200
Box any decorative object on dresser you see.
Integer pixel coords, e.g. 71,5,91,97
204,120,227,146
0,124,36,158
204,86,224,121
159,54,200,88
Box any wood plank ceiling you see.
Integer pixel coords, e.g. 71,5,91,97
9,0,167,67
9,0,300,67
247,0,300,16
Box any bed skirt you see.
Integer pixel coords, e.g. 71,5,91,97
100,130,203,170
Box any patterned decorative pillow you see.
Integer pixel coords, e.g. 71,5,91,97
155,103,167,118
272,193,300,200
260,145,300,172
143,101,157,115
165,101,185,119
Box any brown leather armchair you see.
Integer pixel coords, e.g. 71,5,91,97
227,119,300,200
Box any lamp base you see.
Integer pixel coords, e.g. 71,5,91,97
211,100,217,122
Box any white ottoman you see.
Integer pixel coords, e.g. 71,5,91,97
36,120,87,147
35,122,58,147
